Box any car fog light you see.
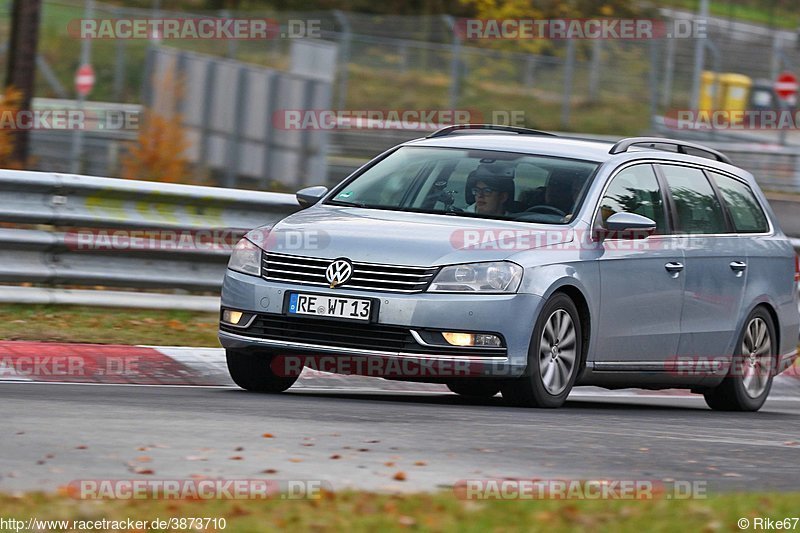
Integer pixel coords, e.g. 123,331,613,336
442,332,502,347
222,309,244,325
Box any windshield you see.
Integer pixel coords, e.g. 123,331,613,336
326,146,600,224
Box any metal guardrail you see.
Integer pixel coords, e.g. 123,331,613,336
0,169,798,312
0,170,300,310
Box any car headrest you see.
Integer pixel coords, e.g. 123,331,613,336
545,169,585,212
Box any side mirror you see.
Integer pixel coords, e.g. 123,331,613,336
595,212,657,240
296,186,328,209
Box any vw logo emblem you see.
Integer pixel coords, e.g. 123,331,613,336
325,258,353,288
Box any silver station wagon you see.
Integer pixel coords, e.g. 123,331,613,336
219,125,799,411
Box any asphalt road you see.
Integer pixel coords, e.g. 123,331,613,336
1,382,799,493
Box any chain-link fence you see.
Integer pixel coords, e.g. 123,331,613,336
3,1,800,187
2,2,796,127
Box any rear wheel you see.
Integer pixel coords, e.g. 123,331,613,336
446,380,501,398
226,349,298,393
703,307,776,412
502,293,582,408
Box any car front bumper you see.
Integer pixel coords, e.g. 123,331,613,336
217,269,544,379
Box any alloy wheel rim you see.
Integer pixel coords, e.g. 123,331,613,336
538,309,577,395
741,317,772,399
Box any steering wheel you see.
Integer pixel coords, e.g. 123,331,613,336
525,205,567,217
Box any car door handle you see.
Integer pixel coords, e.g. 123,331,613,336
665,262,684,274
730,261,747,277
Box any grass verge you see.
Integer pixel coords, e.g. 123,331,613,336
0,490,798,532
0,304,219,347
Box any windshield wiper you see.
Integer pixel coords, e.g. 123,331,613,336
327,199,370,208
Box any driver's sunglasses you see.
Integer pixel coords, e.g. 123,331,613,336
472,186,497,196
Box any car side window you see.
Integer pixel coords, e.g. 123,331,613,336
709,172,769,233
596,164,667,235
660,165,727,234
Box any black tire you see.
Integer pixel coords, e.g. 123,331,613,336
226,349,298,393
703,307,776,412
446,380,501,398
502,293,582,408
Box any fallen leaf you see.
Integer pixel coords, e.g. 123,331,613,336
398,516,416,526
384,462,396,467
234,447,245,452
226,504,251,518
414,461,427,466
132,467,154,475
330,454,341,460
393,471,407,481
229,456,244,461
262,469,278,474
75,445,88,450
262,433,274,439
288,458,303,463
135,456,152,463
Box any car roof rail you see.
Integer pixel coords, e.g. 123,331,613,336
609,137,733,165
426,124,557,139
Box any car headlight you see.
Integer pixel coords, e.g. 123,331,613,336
228,238,262,276
428,261,522,293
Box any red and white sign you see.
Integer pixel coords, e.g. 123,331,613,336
775,71,798,101
75,64,95,97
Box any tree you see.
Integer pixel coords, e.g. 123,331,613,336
5,0,42,165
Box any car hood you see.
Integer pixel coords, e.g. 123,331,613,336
249,206,575,266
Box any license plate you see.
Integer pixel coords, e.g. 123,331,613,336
288,293,372,321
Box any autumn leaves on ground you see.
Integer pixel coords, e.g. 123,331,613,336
1,491,799,531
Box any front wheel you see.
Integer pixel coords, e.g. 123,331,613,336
502,293,582,408
703,308,776,412
226,349,298,393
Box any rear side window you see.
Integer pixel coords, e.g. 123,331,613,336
660,165,727,234
597,164,667,234
709,172,769,233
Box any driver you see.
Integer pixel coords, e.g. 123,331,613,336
467,175,515,216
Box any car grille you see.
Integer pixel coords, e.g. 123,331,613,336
220,315,507,357
262,252,439,293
